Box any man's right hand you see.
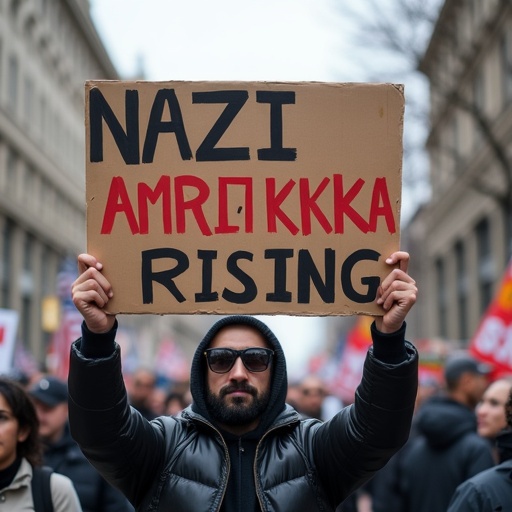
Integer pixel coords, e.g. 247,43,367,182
72,253,116,334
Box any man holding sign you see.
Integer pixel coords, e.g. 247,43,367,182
68,250,418,511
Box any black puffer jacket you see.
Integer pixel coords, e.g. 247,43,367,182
398,396,495,512
68,316,418,512
447,460,512,511
447,430,512,511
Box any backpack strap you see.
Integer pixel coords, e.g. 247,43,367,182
31,466,55,512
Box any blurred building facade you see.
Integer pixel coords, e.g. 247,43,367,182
0,0,216,370
0,0,115,362
405,0,512,342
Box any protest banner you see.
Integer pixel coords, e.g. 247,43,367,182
470,259,512,377
329,316,373,403
86,81,404,315
0,309,19,374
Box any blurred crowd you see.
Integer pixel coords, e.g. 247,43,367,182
2,342,512,511
275,346,512,510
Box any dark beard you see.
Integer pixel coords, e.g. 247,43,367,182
206,383,270,427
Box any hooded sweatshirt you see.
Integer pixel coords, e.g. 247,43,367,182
189,316,289,512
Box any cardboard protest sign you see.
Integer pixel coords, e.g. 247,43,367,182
86,81,404,316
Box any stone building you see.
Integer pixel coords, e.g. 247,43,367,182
405,0,512,343
0,0,215,370
0,0,115,363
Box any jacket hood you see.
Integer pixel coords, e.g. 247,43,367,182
190,315,288,434
416,396,477,448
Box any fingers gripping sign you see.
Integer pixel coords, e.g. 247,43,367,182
375,251,417,334
72,254,117,334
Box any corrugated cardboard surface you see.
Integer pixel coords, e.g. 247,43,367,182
86,81,404,316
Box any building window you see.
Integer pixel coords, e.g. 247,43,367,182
8,54,19,114
23,233,34,273
9,0,21,18
472,71,485,145
6,148,17,196
40,178,48,218
469,0,480,29
41,246,51,294
24,164,35,203
39,95,46,142
501,31,512,105
0,39,3,88
476,217,494,314
452,112,461,170
474,71,485,110
435,257,448,338
21,295,32,346
23,75,34,126
454,241,468,341
1,219,13,308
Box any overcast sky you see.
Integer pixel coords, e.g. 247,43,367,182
89,0,352,83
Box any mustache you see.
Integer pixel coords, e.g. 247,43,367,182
220,383,257,398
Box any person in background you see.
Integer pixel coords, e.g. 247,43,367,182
147,381,192,418
0,377,81,511
147,387,167,417
370,373,441,512
29,375,133,512
2,369,31,390
396,352,495,512
296,374,343,422
448,385,512,511
285,379,302,411
296,375,327,420
127,368,157,420
164,390,190,416
476,377,512,461
68,250,418,511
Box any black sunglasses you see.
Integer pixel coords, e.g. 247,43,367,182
204,347,274,374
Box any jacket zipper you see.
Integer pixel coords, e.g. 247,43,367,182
186,410,299,512
238,437,244,510
191,416,231,512
253,417,298,511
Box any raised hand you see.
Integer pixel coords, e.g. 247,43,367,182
375,251,417,334
72,253,116,334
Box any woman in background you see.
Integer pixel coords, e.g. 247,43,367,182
476,377,512,461
448,382,512,511
0,377,81,511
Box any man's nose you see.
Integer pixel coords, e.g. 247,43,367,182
229,356,249,379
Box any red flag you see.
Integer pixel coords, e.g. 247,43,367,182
470,259,512,377
330,316,373,404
